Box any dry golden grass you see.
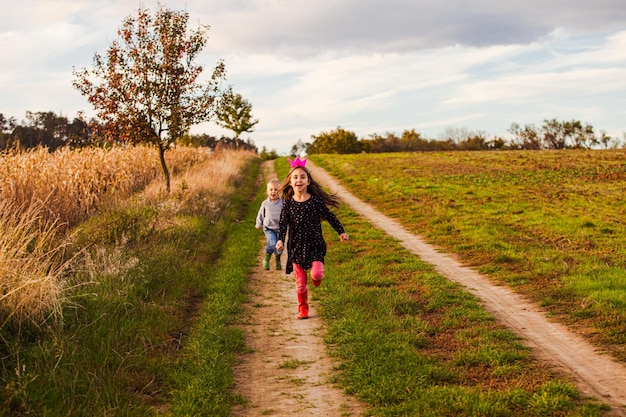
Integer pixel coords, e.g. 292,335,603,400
142,147,256,220
0,199,72,328
0,145,245,329
0,145,212,229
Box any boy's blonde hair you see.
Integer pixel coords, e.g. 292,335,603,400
266,179,281,196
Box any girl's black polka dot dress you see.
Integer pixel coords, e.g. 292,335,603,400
278,195,345,275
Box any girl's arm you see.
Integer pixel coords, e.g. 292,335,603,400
319,199,347,239
276,200,290,251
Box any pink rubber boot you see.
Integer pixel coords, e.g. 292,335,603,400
297,291,309,319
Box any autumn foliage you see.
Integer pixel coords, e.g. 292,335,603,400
72,5,228,192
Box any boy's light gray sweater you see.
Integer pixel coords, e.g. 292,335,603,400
255,198,283,231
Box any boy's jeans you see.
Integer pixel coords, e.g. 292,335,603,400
264,228,283,255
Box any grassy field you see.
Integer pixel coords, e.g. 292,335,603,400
311,150,626,363
275,155,609,416
0,149,619,415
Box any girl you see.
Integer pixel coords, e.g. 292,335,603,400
255,179,284,270
276,157,349,319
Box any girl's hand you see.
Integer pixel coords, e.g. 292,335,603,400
339,233,349,242
276,240,284,251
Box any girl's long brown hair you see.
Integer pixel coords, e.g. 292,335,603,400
280,166,341,208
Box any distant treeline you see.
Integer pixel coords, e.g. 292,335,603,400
0,111,257,152
292,119,625,155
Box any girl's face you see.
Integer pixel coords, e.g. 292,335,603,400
290,168,310,193
267,183,280,201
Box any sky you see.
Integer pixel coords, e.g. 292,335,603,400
1,0,626,154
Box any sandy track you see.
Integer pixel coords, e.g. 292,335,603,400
308,160,626,415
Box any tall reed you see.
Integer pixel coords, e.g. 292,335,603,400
0,199,71,328
0,145,214,329
0,145,211,229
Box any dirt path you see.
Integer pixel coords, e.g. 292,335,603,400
307,160,626,415
231,162,367,416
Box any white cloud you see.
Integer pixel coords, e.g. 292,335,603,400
1,0,626,152
200,0,626,56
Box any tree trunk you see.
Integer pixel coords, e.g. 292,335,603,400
158,143,171,193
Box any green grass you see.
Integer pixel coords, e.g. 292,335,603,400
167,167,265,415
317,205,605,416
278,359,311,369
312,150,626,361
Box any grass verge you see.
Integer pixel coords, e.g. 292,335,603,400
167,160,267,415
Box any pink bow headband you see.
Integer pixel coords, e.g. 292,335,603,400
288,156,308,168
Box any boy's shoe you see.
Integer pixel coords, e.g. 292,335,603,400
263,253,271,270
275,255,282,270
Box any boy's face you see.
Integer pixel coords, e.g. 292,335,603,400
267,183,280,200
